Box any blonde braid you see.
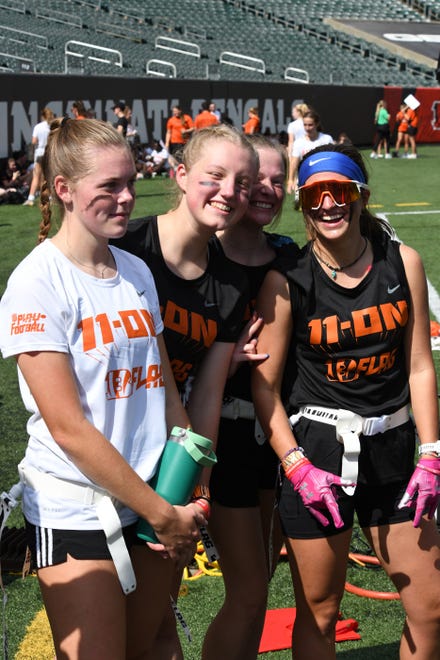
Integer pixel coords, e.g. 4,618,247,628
37,179,52,243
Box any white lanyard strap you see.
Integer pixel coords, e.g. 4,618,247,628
289,405,410,496
18,463,136,594
291,404,409,436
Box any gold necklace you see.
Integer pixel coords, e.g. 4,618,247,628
66,247,113,278
312,237,368,280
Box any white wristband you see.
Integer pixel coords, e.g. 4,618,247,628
418,441,440,457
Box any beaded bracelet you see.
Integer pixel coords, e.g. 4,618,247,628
281,447,306,472
192,484,212,503
282,447,305,461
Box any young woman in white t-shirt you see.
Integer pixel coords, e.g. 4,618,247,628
0,117,206,658
23,106,54,206
287,102,310,157
287,110,334,196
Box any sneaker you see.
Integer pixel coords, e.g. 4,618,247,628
407,153,417,159
22,199,34,206
377,154,384,158
370,152,377,159
385,154,392,159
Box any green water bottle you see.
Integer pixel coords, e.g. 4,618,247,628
137,426,217,542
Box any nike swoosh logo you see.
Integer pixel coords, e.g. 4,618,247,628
136,290,146,296
387,284,400,294
308,156,332,167
204,301,217,307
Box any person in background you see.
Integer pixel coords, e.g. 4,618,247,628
195,101,220,130
406,106,419,159
112,101,129,137
203,135,299,660
220,111,234,127
393,103,410,158
287,102,309,157
71,100,87,120
1,156,30,203
243,107,261,135
287,110,333,196
124,105,139,150
164,105,195,175
209,101,222,122
141,139,169,179
112,123,260,658
370,100,391,159
0,117,206,658
336,131,352,146
23,106,55,207
253,142,440,659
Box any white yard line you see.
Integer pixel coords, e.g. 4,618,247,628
427,280,440,322
383,210,440,216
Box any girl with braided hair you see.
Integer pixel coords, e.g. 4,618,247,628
0,117,206,658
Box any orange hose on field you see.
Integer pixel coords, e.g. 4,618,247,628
346,552,400,600
344,581,400,600
349,552,380,566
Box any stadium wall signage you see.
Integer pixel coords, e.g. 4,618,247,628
1,74,439,159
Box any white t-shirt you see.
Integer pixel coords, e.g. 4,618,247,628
292,132,334,159
287,117,306,146
32,120,50,160
0,240,166,529
151,146,169,165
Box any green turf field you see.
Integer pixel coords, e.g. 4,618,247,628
1,145,440,658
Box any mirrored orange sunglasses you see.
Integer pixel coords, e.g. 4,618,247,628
297,180,368,211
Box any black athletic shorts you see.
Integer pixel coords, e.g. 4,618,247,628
210,416,279,507
168,143,185,161
407,125,418,137
278,416,416,539
25,519,145,569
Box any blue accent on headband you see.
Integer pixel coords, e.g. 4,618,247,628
298,151,366,187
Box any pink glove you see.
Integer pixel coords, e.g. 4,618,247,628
398,457,440,527
285,458,355,528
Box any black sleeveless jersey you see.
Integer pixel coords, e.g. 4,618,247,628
112,216,249,395
213,232,300,402
274,233,410,417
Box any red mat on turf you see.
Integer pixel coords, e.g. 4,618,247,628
259,608,360,653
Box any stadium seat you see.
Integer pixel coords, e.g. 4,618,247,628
0,0,436,86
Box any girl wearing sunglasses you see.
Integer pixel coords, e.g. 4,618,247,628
253,143,440,659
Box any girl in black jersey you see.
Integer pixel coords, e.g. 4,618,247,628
203,135,298,659
113,124,260,448
252,143,440,659
113,124,261,657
